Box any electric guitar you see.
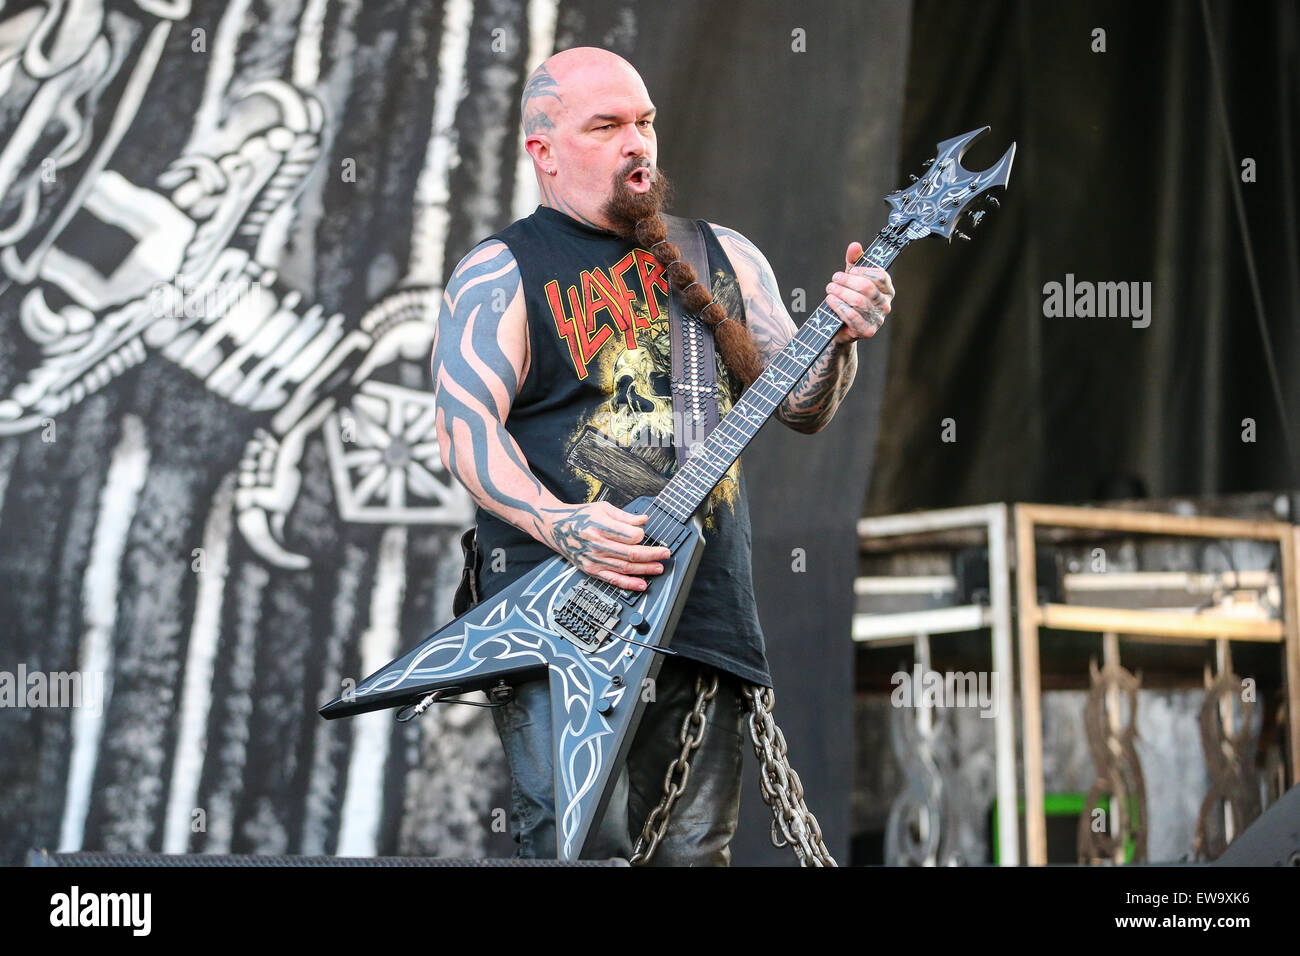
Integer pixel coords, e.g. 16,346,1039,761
319,127,1016,861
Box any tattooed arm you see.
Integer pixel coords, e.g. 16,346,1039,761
710,224,893,434
433,241,671,590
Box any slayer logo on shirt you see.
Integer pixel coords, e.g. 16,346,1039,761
543,248,670,380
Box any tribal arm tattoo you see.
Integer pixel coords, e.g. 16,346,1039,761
433,241,669,588
433,241,549,533
710,224,857,434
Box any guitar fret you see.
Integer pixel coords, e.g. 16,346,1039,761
654,234,906,517
657,486,692,520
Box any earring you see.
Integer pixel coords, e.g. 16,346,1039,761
548,168,557,176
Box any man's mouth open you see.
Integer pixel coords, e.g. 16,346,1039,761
625,165,654,194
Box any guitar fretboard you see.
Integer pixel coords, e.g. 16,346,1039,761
654,228,906,521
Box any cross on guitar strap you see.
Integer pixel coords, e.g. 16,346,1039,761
661,215,721,473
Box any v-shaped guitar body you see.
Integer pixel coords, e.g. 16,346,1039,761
320,496,705,860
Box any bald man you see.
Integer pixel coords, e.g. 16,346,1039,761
432,47,893,864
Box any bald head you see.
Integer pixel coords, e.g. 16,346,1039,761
521,47,647,135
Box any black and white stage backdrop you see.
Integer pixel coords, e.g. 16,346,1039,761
0,0,909,864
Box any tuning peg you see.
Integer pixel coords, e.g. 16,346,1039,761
986,196,1000,209
970,210,985,227
955,230,972,241
922,158,934,167
908,174,919,182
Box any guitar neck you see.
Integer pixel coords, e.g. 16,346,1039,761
653,227,908,522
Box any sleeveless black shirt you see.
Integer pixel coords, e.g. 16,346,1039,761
475,205,772,688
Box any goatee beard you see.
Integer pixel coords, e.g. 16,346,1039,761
600,161,673,237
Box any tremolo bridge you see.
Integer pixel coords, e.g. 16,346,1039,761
552,582,623,652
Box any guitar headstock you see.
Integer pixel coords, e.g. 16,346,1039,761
884,127,1016,242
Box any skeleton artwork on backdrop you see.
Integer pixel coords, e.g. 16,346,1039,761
0,0,472,571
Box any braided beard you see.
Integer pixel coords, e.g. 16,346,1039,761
600,160,765,388
600,158,673,236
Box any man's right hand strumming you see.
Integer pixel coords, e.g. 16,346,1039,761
540,501,672,591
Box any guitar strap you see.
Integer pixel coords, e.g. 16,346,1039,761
662,215,721,472
451,526,481,618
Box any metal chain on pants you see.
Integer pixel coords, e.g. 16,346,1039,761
741,683,837,867
629,671,718,865
629,673,836,867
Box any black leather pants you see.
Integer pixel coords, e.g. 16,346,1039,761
491,652,746,866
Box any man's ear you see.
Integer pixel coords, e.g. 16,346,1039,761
524,135,552,170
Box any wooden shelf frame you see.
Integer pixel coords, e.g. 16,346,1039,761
1013,503,1300,866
